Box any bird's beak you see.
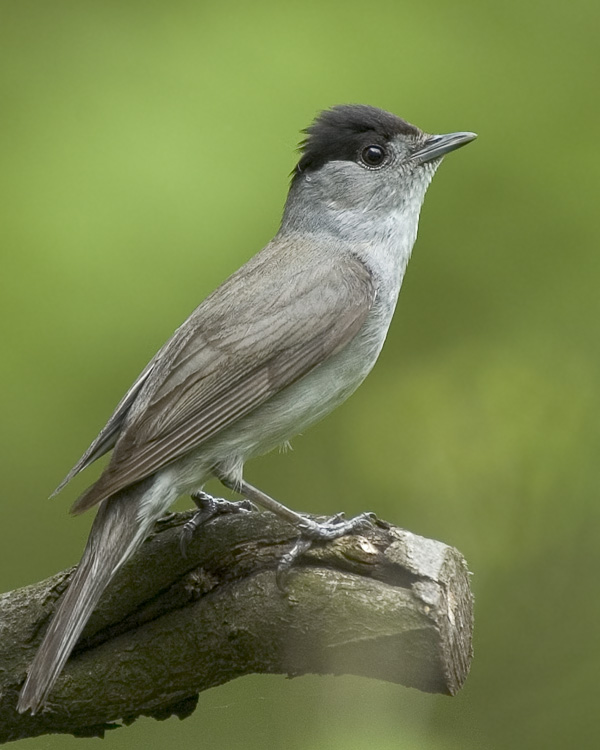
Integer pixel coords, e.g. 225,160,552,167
412,131,477,163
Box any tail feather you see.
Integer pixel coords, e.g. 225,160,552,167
18,477,164,714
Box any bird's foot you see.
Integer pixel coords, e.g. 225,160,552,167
276,511,377,589
180,491,255,555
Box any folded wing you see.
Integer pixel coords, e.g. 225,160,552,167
68,240,374,513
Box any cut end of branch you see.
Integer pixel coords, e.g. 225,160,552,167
0,511,473,742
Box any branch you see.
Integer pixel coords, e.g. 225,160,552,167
0,510,473,743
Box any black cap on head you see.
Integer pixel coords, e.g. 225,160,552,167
294,105,420,177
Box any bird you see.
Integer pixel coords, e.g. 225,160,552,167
17,104,476,713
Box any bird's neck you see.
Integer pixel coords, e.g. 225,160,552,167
280,179,424,285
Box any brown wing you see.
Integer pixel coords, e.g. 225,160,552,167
50,360,156,497
72,240,374,513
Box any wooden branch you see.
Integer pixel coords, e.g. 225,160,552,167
0,510,473,743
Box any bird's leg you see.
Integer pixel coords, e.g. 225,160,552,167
180,490,254,555
215,473,376,587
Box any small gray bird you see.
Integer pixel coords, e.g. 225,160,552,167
18,104,476,713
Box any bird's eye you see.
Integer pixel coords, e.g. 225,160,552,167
360,144,387,168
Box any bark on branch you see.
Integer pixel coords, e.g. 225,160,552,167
0,510,473,743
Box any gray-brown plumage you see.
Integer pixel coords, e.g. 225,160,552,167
18,104,475,714
69,247,374,513
18,483,153,713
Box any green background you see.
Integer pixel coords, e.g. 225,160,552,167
1,1,598,748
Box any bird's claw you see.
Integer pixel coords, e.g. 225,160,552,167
180,492,255,556
276,511,377,589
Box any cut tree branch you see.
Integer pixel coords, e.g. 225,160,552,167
0,510,473,743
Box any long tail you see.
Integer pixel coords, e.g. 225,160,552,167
18,476,171,714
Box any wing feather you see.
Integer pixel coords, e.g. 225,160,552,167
70,240,374,513
50,361,156,496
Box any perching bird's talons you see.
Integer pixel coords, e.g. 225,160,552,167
297,511,377,541
276,537,313,591
180,492,255,556
275,510,378,590
17,105,476,713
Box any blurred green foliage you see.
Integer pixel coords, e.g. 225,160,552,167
1,0,598,748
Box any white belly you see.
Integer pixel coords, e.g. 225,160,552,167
173,209,417,491
185,287,398,484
